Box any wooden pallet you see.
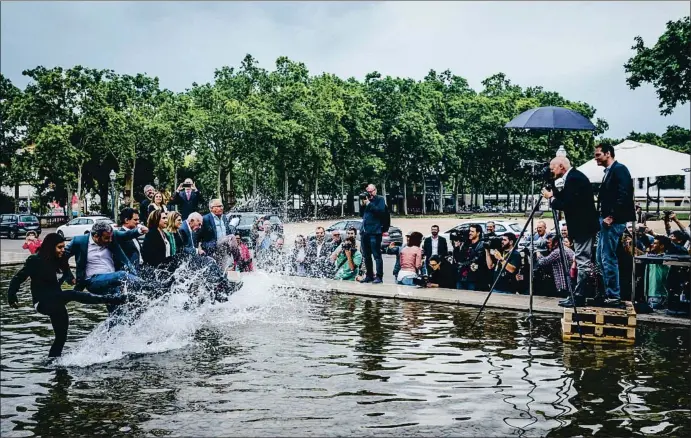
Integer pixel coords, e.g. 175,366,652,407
561,319,635,344
563,301,636,327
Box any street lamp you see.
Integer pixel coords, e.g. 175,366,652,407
556,145,567,157
109,169,117,220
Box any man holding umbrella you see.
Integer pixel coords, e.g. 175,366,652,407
542,156,599,307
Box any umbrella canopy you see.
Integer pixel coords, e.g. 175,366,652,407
505,106,596,131
577,140,691,183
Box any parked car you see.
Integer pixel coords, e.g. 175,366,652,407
227,212,284,246
0,214,41,239
307,219,404,249
56,216,114,240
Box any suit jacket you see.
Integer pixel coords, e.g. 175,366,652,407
550,168,600,241
359,195,387,235
65,233,135,289
141,230,173,268
8,254,75,306
597,161,636,224
140,198,151,223
423,236,449,260
179,220,197,255
170,189,202,220
114,227,144,268
199,213,235,253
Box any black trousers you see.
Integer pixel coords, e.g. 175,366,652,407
36,289,115,357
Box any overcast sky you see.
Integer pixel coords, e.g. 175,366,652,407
2,1,689,138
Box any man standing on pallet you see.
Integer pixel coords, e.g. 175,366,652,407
593,144,636,306
542,156,599,308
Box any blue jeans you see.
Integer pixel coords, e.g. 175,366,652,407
86,271,142,313
596,219,626,299
458,280,476,291
398,277,416,286
361,233,383,279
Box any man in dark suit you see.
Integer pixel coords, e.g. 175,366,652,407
198,198,236,256
65,221,144,313
170,178,203,220
594,143,635,305
115,207,149,270
139,185,155,222
423,225,449,273
359,184,387,283
180,212,204,255
542,156,599,307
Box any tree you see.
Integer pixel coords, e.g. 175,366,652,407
624,16,691,115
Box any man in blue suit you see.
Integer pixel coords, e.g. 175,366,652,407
65,221,144,309
359,184,387,284
180,212,204,256
170,178,203,220
199,198,236,256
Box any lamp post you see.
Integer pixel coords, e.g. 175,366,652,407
556,145,567,157
109,169,116,220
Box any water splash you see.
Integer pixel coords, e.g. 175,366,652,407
58,262,311,367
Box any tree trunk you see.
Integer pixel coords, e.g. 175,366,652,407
252,170,257,199
403,180,408,215
340,177,345,217
439,176,444,214
314,174,319,219
129,162,136,208
284,169,289,221
66,182,73,218
381,179,387,210
217,165,222,199
422,179,427,215
13,184,19,213
77,164,83,216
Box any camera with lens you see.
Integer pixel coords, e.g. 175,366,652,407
450,229,468,243
487,236,503,251
663,210,674,219
412,275,430,288
359,192,371,202
341,240,353,251
182,182,192,188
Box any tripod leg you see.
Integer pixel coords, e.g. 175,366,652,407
471,196,542,328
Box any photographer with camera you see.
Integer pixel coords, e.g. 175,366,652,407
455,224,488,291
542,156,599,306
170,178,203,220
537,234,575,304
358,184,387,284
663,211,691,252
485,234,521,294
419,254,456,289
333,235,362,281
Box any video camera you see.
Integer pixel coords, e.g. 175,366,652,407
449,229,468,243
412,275,430,288
486,236,503,251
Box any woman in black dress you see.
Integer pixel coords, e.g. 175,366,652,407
7,233,125,357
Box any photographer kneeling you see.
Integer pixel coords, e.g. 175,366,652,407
485,234,521,294
421,255,456,289
333,236,362,281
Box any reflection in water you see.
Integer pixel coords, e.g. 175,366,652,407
1,267,690,437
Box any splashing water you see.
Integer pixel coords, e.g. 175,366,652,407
58,259,313,367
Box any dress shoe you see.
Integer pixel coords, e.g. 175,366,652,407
372,277,383,284
359,277,374,284
558,297,571,305
558,295,585,308
603,298,623,308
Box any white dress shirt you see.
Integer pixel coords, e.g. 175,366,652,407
431,237,439,256
85,237,115,279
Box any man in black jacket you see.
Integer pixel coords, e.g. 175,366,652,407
423,225,449,273
542,156,599,307
594,144,635,305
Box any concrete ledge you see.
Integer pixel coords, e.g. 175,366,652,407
277,275,690,327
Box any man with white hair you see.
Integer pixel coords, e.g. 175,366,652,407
542,155,599,307
199,199,235,256
170,178,203,220
180,212,204,255
139,184,155,221
359,183,388,283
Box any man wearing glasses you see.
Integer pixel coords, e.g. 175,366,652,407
199,199,236,257
594,144,635,306
358,184,387,284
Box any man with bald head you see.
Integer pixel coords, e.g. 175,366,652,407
359,183,388,283
542,156,599,307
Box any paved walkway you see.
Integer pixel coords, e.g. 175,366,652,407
277,275,690,327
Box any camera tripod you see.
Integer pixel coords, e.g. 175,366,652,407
470,188,584,343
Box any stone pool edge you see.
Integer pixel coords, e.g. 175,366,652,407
276,275,691,327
